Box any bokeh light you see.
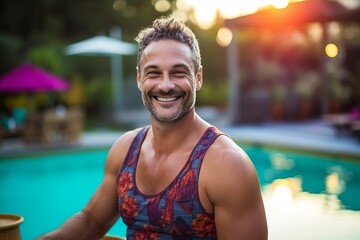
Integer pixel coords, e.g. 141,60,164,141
172,9,189,23
154,0,171,12
190,0,218,30
123,6,137,17
272,0,289,9
216,27,233,47
308,23,323,42
176,0,193,11
113,0,127,12
325,43,339,58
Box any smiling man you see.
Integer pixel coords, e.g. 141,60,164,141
39,16,267,240
138,39,200,123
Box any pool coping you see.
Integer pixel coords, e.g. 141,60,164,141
1,121,360,160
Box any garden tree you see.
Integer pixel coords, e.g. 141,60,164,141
0,0,174,50
3,2,177,71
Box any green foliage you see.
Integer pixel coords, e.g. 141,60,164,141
0,33,22,75
194,26,227,86
65,56,111,79
197,82,228,107
26,45,64,75
83,78,112,116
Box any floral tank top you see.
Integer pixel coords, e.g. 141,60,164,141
116,126,224,239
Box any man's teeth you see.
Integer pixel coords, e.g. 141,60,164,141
157,97,177,102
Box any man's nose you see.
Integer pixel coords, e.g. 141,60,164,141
159,74,175,92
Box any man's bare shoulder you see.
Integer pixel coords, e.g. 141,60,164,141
203,134,267,239
105,127,145,173
112,127,144,148
204,135,259,201
207,135,252,169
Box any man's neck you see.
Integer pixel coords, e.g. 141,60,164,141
149,111,209,155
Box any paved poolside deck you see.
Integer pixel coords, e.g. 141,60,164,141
221,121,360,158
1,119,359,159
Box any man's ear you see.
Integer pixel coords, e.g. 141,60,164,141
136,66,141,90
196,66,203,91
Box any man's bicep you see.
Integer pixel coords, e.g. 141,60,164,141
86,130,138,230
83,173,120,232
214,193,267,240
210,149,267,239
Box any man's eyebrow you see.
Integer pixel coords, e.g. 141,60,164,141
143,65,159,72
143,64,192,72
172,64,192,72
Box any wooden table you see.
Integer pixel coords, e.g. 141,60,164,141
24,108,83,144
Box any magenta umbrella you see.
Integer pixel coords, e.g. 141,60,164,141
0,63,70,92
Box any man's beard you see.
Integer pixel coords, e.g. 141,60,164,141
141,89,196,123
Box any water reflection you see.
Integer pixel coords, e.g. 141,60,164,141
244,146,360,240
270,153,294,170
325,169,345,195
268,178,301,213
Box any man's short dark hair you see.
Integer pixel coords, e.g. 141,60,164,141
135,16,202,72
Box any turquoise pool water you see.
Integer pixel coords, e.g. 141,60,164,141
1,146,360,240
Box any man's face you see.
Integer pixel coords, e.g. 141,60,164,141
136,39,202,123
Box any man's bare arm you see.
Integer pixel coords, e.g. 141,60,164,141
37,210,111,240
206,137,268,239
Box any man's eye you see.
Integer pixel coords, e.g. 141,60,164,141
173,71,187,77
146,71,160,77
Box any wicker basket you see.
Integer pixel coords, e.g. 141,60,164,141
0,214,24,240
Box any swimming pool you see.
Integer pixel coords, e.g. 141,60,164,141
1,146,360,239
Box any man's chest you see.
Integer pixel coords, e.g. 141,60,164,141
135,150,191,195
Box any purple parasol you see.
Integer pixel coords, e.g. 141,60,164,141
0,63,70,92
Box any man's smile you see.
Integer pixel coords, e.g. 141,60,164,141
155,96,179,102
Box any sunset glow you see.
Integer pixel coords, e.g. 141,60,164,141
271,0,289,8
174,0,295,29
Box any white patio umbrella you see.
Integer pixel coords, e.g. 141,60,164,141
65,31,137,118
65,35,136,56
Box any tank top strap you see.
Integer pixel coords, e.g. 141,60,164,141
192,126,225,160
182,126,226,178
121,126,150,168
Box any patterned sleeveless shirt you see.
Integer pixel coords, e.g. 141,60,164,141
116,126,224,239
